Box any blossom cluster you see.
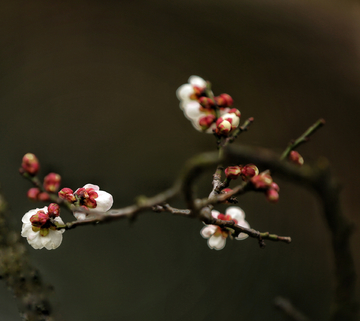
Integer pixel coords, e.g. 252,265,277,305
20,154,113,250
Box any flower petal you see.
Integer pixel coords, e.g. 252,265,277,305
43,230,63,250
188,76,206,88
176,84,194,101
200,225,217,238
95,190,113,212
235,219,250,240
226,206,245,221
211,210,220,219
208,235,226,250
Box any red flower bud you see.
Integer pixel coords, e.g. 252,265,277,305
43,172,61,193
199,97,215,109
198,115,216,131
21,153,40,176
228,108,241,117
225,166,242,180
266,189,279,203
270,182,280,192
58,188,76,203
30,210,49,227
38,192,50,201
241,164,259,180
289,151,304,166
27,187,41,201
215,93,233,107
48,203,60,218
251,173,273,190
215,118,231,136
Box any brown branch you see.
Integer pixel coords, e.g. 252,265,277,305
274,296,310,321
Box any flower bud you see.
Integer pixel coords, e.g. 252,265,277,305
266,189,279,203
221,113,240,130
198,115,216,131
289,151,304,166
225,166,242,180
222,188,233,194
251,173,273,190
241,164,259,180
43,173,61,193
228,108,241,117
27,187,41,201
30,210,49,227
215,118,231,136
48,203,60,218
199,97,215,109
21,153,39,176
38,192,50,201
215,93,233,107
58,188,76,203
270,182,280,192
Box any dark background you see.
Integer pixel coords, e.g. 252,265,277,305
0,0,359,320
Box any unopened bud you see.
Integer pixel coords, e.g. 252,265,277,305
27,187,40,201
38,192,50,201
58,188,76,203
221,113,240,130
270,182,280,192
43,173,61,193
198,115,216,130
241,164,259,180
228,108,241,117
215,118,231,136
225,166,242,180
30,210,49,227
251,173,273,190
199,97,215,109
266,189,279,203
48,203,60,218
289,151,304,166
222,188,232,194
21,153,40,176
215,93,233,107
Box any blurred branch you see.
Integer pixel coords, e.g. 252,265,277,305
0,189,55,321
274,296,310,321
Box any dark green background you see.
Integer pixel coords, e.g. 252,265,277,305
0,0,359,320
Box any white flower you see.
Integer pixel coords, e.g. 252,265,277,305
73,184,113,220
176,75,207,101
21,206,65,250
200,206,250,250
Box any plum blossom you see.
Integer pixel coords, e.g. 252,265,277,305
21,206,65,250
200,206,250,250
73,184,113,220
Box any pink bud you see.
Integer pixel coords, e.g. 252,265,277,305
215,118,231,136
43,172,61,193
289,151,304,166
27,187,41,201
222,188,233,193
270,182,280,192
241,164,259,180
21,153,40,176
266,189,279,203
58,188,76,203
228,108,241,117
225,166,242,179
251,173,273,190
48,203,60,218
199,97,215,109
30,210,49,227
198,115,216,130
215,93,233,107
38,192,50,201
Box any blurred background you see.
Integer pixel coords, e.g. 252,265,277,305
0,0,359,320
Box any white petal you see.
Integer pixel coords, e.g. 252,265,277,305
235,219,250,240
21,223,32,237
188,76,206,88
208,235,226,250
83,184,100,191
200,225,217,238
226,206,245,221
27,233,44,249
95,191,113,212
44,230,63,250
183,101,202,119
74,212,87,220
176,84,194,101
211,210,220,219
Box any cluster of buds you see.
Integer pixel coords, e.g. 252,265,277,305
224,164,259,181
215,108,241,136
58,184,113,220
21,205,65,250
176,76,237,133
251,172,280,203
20,153,62,202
